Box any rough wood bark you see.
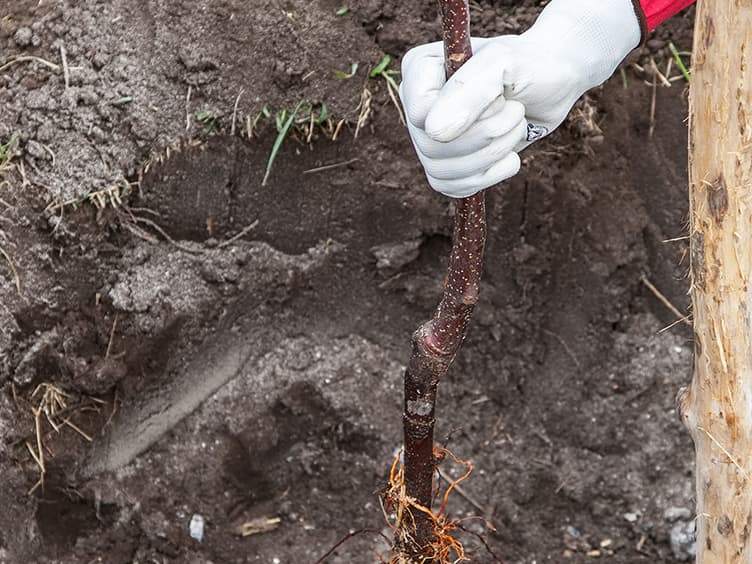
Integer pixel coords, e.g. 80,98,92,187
681,2,752,562
398,1,483,561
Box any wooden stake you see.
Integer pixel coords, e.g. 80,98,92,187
681,2,752,561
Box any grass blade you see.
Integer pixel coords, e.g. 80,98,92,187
669,42,691,82
370,55,391,78
263,100,304,186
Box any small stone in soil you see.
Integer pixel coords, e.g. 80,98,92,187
14,27,32,47
189,514,205,543
670,520,696,561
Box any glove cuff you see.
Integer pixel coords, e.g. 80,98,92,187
630,0,649,44
525,0,642,91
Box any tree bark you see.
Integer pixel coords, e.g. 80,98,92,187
681,2,752,562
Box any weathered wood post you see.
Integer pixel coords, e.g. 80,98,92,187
681,2,752,561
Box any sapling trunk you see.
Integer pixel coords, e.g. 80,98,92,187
397,1,484,561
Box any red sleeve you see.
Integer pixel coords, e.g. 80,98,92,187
639,0,696,31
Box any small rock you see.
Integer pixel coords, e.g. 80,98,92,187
664,506,692,523
25,140,50,161
35,122,55,143
371,238,423,272
670,520,696,561
189,514,205,543
623,512,639,523
647,38,667,50
14,27,33,47
90,51,109,70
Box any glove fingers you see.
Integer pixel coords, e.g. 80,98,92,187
400,42,446,128
419,119,527,181
478,95,507,121
411,100,524,160
428,152,521,198
424,44,509,142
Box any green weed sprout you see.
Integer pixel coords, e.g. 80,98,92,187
262,100,305,186
669,43,691,82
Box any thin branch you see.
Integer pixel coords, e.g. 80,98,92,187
303,158,360,175
217,219,259,248
59,44,70,90
0,56,61,74
641,275,691,326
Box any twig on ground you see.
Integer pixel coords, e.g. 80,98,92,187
39,143,56,166
63,419,93,442
332,119,345,141
102,390,119,432
217,219,259,248
649,72,657,138
59,44,70,90
640,275,691,326
105,313,119,359
25,383,92,494
0,56,61,74
123,222,159,245
384,80,406,126
0,247,23,298
303,158,360,175
659,315,692,333
354,85,372,139
16,161,29,188
185,86,193,131
0,245,21,296
237,516,281,537
650,57,672,87
542,329,581,368
121,209,203,254
231,88,245,136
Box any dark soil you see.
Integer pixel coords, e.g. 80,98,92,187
0,1,700,563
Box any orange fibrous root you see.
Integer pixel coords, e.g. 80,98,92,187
385,446,473,563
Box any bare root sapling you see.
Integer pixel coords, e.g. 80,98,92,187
392,1,486,561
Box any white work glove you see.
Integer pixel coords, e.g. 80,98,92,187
400,0,643,198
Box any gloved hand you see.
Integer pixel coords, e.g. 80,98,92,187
400,0,643,198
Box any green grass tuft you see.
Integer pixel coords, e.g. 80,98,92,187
669,43,691,82
335,62,359,79
0,134,17,174
262,100,305,186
